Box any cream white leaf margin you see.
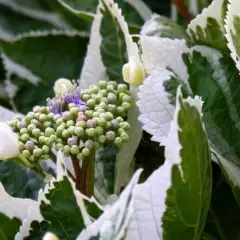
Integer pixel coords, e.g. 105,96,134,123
80,4,106,89
77,169,142,240
187,0,225,39
0,183,39,223
126,88,204,239
225,0,240,73
137,68,175,145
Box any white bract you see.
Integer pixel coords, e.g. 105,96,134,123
53,78,75,97
42,232,59,240
0,122,19,160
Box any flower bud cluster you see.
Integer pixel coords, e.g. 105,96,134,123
8,81,132,163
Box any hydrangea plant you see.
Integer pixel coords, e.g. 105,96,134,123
0,0,240,239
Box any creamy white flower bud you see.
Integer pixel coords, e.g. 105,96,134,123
43,232,59,240
122,56,145,86
54,78,75,97
0,122,20,161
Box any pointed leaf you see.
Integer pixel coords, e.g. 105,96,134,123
127,88,212,239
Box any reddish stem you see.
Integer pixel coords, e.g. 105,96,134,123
72,158,81,191
171,0,192,23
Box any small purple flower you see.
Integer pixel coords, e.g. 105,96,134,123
47,98,63,115
64,87,88,110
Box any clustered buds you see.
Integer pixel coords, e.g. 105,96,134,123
8,80,132,163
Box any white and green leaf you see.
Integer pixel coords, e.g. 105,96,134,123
187,0,228,52
225,0,240,73
127,88,212,239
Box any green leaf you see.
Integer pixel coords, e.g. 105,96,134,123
0,160,44,200
100,0,127,83
187,0,228,52
127,88,212,239
225,0,240,74
183,48,240,204
141,14,190,40
20,152,103,240
0,5,58,41
0,213,21,240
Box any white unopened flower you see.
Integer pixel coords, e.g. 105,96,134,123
54,78,75,97
42,232,59,240
122,56,145,87
0,122,19,161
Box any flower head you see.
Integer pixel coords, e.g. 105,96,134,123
0,122,20,161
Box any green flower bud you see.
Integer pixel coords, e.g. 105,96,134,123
56,138,64,144
74,127,85,137
18,141,25,151
101,97,108,104
41,154,50,160
31,119,39,126
24,140,35,151
106,131,115,141
111,119,119,129
68,126,75,135
56,117,64,126
106,112,114,121
98,135,106,144
99,80,107,89
68,137,77,147
122,102,131,111
62,111,72,121
116,116,124,123
94,95,102,103
107,93,117,104
108,81,117,88
44,137,52,146
99,102,107,110
24,115,33,124
87,99,96,109
42,145,50,154
118,128,126,135
20,128,28,135
27,124,36,132
64,145,71,155
21,133,30,142
39,114,47,122
67,120,75,127
33,148,43,158
45,127,55,137
32,128,41,138
77,153,83,160
94,141,100,150
43,121,52,129
85,110,93,119
95,126,104,136
68,103,76,108
107,85,115,92
122,95,132,103
92,112,100,118
120,133,129,142
89,85,98,94
60,122,67,128
53,114,61,122
70,107,80,116
62,129,69,138
87,119,97,128
107,104,116,113
76,121,87,129
97,117,106,127
117,106,125,117
56,143,64,151
86,128,96,138
114,137,122,148
82,94,90,101
82,147,91,157
70,145,80,155
82,89,90,95
96,107,105,113
99,89,107,97
56,125,65,136
120,122,130,130
39,136,45,145
47,112,54,121
22,150,31,159
105,121,112,129
117,83,128,92
85,139,94,149
49,134,57,143
33,106,41,113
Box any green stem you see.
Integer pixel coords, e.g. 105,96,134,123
18,154,35,168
